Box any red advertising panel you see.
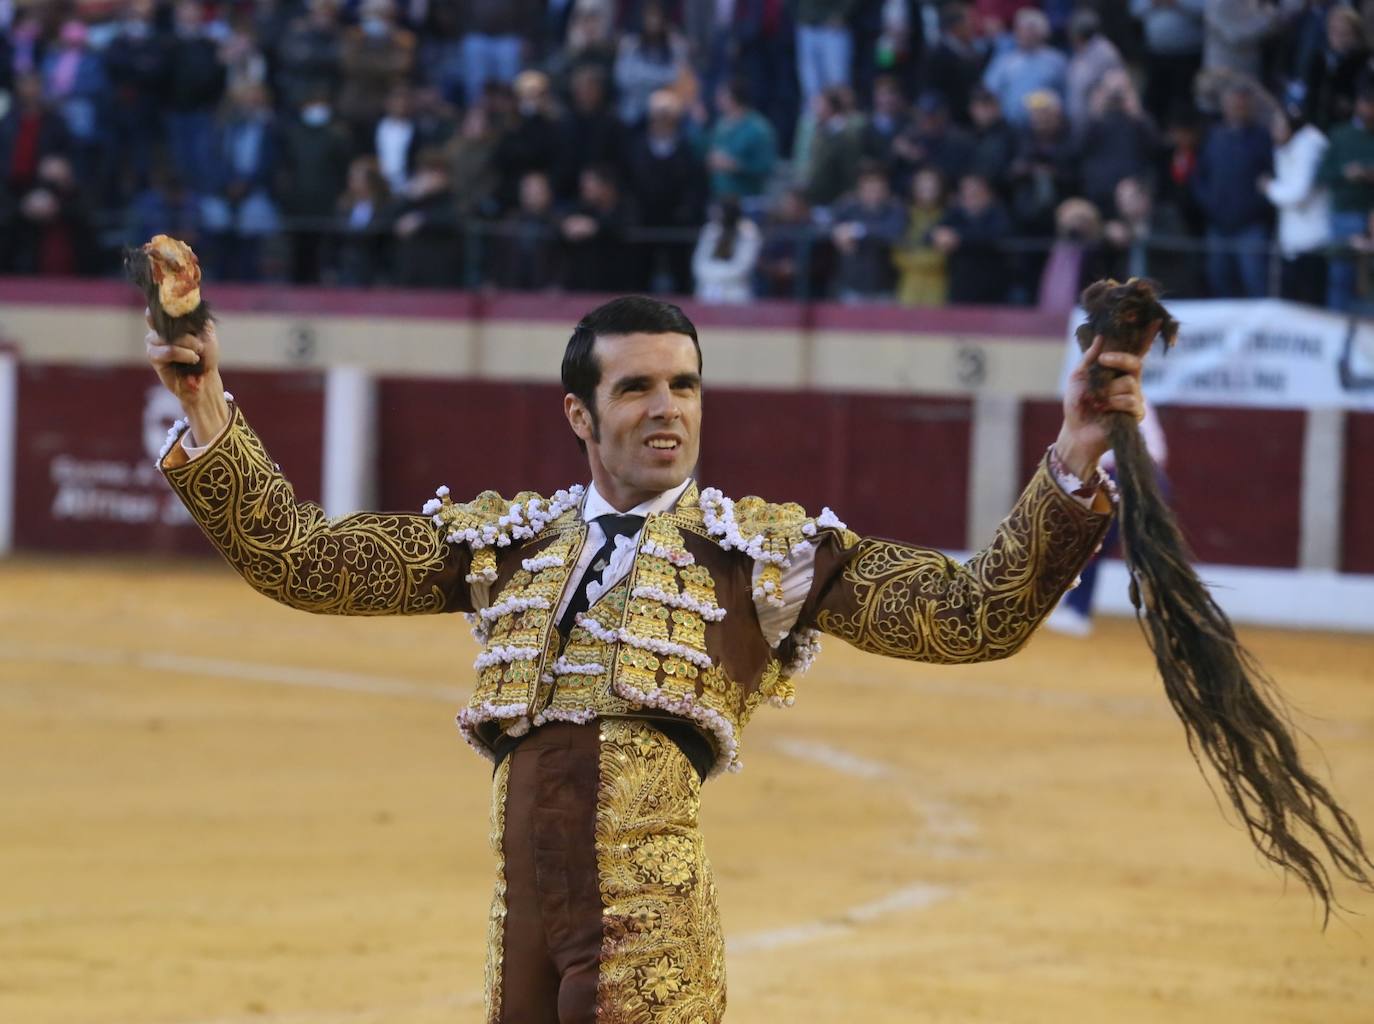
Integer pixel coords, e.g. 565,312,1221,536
1342,412,1374,574
377,379,588,513
14,364,324,555
379,380,970,549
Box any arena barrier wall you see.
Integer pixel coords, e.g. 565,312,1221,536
1,279,1370,631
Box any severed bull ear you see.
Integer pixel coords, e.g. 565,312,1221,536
125,235,214,378
1079,277,1372,925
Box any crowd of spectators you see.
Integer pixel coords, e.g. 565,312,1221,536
5,0,1374,309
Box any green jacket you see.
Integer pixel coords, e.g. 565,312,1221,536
1317,121,1374,213
705,111,777,199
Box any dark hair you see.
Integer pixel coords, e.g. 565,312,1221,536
562,296,701,451
712,196,743,261
721,75,751,110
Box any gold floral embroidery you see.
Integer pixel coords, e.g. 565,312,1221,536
596,720,726,1024
163,407,459,615
483,758,510,1024
816,460,1110,662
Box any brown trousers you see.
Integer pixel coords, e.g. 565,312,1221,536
484,720,727,1023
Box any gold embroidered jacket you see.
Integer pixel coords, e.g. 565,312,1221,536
160,404,1112,776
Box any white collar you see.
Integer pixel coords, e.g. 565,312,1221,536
582,477,692,522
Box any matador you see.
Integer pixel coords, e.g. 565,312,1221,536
147,295,1147,1023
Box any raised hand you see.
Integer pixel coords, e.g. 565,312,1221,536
144,308,229,448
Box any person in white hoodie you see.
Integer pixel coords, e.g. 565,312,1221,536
692,196,762,303
1261,104,1332,306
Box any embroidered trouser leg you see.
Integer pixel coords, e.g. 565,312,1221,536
483,720,727,1024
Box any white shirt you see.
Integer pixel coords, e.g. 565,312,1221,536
558,478,816,647
1264,124,1331,258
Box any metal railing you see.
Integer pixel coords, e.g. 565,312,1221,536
72,214,1374,308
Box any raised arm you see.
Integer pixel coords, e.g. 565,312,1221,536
808,333,1146,662
148,318,473,616
810,459,1111,662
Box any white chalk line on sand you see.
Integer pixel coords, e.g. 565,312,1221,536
6,643,965,1024
2,643,467,703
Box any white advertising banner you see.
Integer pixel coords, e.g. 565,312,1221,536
1064,299,1374,410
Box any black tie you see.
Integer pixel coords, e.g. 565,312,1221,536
557,513,645,636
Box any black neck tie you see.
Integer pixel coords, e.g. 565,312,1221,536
557,513,645,636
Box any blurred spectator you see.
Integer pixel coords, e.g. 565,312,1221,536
890,91,974,195
975,0,1040,35
704,78,778,199
499,168,560,289
103,0,168,196
692,195,762,303
10,154,96,276
203,83,281,282
796,0,856,108
127,164,202,253
417,0,466,104
460,0,542,106
279,90,354,284
892,167,949,305
560,163,633,290
1103,175,1202,297
1038,197,1111,312
757,187,825,297
865,74,910,161
0,72,70,198
548,0,618,93
1064,8,1124,134
413,87,460,152
1299,5,1369,131
1203,0,1284,79
626,89,708,293
1317,75,1374,310
375,84,421,193
967,85,1018,191
1078,70,1159,216
338,0,416,141
274,0,343,113
1262,104,1331,305
1009,90,1077,238
933,172,1012,303
1194,83,1273,297
556,65,626,199
446,103,503,219
220,12,269,96
496,70,561,209
166,0,228,195
40,21,106,186
798,86,871,207
698,0,797,154
615,0,689,126
1158,106,1207,233
830,162,909,299
983,8,1067,127
391,150,463,288
1131,0,1205,123
336,155,391,286
921,2,988,127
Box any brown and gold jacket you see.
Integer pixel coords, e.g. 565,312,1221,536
160,404,1112,777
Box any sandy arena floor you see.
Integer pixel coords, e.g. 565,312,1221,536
1,556,1371,1024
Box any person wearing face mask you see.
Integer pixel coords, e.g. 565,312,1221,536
279,89,353,283
337,0,415,144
